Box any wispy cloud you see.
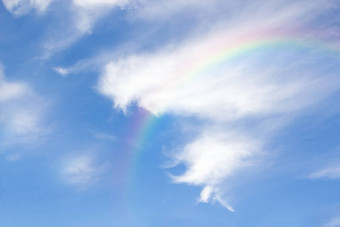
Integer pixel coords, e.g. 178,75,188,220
42,0,137,56
0,67,49,148
309,166,340,179
53,67,69,77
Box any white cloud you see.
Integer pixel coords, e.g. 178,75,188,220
171,130,260,211
2,0,53,15
99,45,337,120
0,68,48,147
97,1,338,119
96,0,339,210
61,155,105,187
173,132,259,186
309,166,340,179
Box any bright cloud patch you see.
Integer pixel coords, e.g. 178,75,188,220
97,0,339,210
171,131,260,212
173,132,259,186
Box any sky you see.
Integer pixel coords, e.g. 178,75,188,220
0,0,339,226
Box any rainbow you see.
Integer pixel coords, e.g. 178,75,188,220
122,30,340,216
184,34,338,83
124,30,340,189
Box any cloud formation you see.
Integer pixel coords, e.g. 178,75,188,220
171,130,260,211
97,0,340,210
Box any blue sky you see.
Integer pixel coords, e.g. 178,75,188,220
0,0,339,226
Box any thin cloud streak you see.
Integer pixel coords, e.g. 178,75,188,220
309,166,340,179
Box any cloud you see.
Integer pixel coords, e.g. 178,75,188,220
2,0,53,15
61,154,106,187
170,130,260,211
96,0,339,210
0,74,28,101
41,0,138,57
70,0,136,32
99,43,337,120
309,166,340,179
172,131,259,187
53,67,69,77
2,0,138,56
97,2,338,119
0,67,48,148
